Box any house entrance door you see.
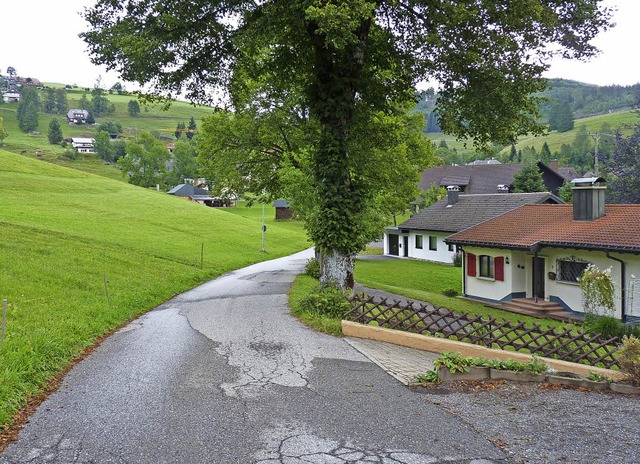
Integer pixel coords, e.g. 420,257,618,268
532,257,545,301
388,234,399,256
403,236,409,257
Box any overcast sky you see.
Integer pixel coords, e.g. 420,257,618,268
1,0,638,91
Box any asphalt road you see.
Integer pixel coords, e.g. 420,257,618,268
1,249,508,464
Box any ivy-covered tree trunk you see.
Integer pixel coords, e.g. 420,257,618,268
305,15,371,290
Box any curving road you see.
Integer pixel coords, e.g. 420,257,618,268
1,249,508,463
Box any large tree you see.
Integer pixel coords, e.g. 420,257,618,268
607,124,640,204
82,0,611,289
16,86,40,133
118,131,170,188
47,118,63,144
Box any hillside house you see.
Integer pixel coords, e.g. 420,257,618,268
167,184,234,207
419,161,577,196
2,88,20,103
71,138,95,154
67,109,90,125
385,191,563,263
446,178,640,322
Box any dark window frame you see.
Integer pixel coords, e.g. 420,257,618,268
479,255,495,278
557,259,589,283
429,236,438,251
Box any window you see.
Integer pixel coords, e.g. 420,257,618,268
429,236,437,251
415,234,423,249
557,259,589,283
479,255,494,278
448,243,455,252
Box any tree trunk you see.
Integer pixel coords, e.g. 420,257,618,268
319,248,355,291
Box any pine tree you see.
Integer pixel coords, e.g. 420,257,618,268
16,86,40,132
175,121,185,139
55,88,68,114
512,162,546,193
44,88,56,113
186,116,197,140
47,118,63,144
541,142,552,162
509,144,517,162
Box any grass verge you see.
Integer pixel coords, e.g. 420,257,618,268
288,275,343,337
0,150,309,433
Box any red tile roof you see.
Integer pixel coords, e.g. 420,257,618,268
447,204,640,253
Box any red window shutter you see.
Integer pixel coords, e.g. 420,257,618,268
467,253,476,277
495,256,505,281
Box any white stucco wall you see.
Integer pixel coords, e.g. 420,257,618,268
463,247,513,302
463,246,640,319
407,231,455,264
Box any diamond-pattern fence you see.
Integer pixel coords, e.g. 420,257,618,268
344,293,620,369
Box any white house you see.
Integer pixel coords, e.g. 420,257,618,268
446,178,640,322
384,190,562,264
71,138,96,154
2,88,20,103
67,109,90,124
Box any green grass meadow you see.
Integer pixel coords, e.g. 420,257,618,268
427,108,638,159
0,149,309,428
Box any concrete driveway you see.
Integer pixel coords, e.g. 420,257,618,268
1,249,507,463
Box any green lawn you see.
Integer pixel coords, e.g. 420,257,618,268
354,258,571,326
0,150,310,429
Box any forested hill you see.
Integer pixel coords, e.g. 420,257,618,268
416,79,640,133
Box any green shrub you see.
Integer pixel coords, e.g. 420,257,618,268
415,369,440,384
298,284,350,318
442,288,459,297
433,351,472,373
304,258,321,279
586,371,612,383
583,314,640,339
618,335,640,386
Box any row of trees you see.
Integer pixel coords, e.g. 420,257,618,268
43,88,68,115
117,131,198,189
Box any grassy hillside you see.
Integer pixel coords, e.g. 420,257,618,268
0,86,214,180
426,109,638,160
0,150,310,429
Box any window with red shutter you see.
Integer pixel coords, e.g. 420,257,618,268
467,253,476,277
495,256,504,281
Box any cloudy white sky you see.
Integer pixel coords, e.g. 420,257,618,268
1,0,638,91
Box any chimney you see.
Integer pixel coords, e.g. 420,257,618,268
550,160,559,172
446,185,460,206
571,177,606,221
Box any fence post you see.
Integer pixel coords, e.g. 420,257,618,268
1,299,7,342
103,273,111,306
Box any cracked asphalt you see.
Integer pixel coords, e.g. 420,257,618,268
0,249,508,464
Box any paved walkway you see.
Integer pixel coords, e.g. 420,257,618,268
1,249,506,464
345,338,438,385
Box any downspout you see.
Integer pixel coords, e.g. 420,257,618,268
461,248,467,297
606,251,626,322
533,251,539,303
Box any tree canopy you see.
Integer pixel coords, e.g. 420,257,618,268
82,0,612,288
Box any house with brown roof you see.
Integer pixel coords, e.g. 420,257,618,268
419,160,577,196
384,190,563,263
446,178,640,322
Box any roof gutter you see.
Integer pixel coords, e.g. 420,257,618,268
606,251,627,322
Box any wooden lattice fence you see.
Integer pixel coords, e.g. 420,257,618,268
344,293,621,369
